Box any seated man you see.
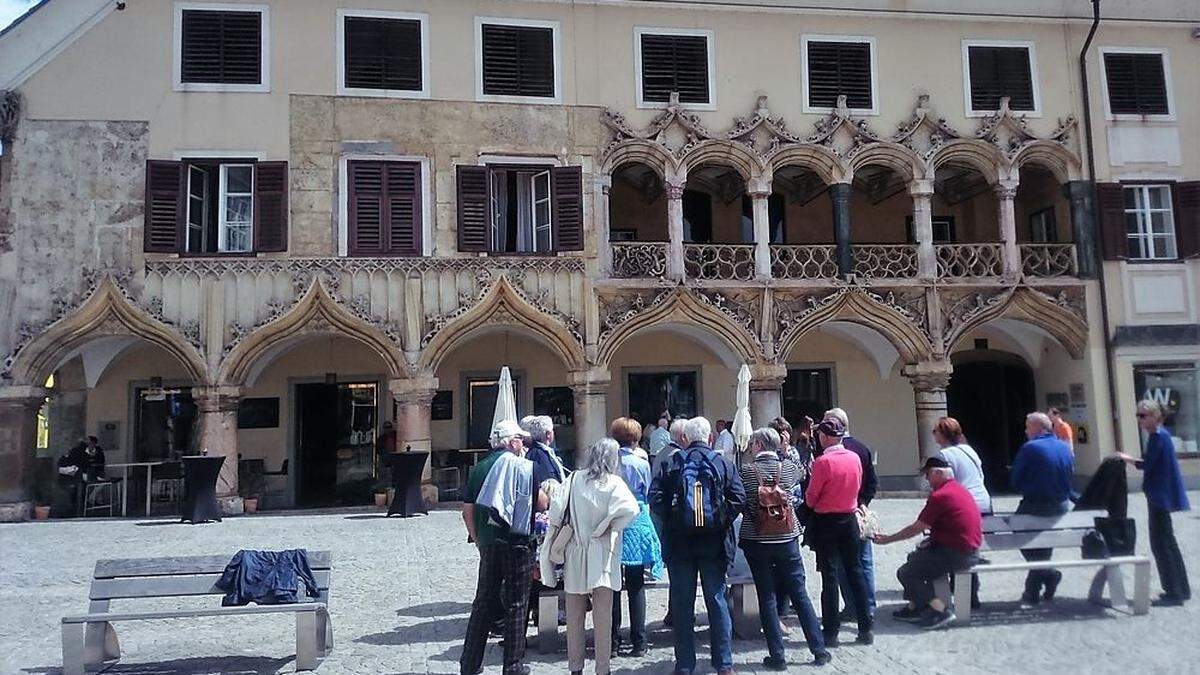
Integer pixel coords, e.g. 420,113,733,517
873,457,982,630
56,436,107,516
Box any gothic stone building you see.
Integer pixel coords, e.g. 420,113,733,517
0,0,1197,518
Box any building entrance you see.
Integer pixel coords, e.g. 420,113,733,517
295,381,379,506
947,351,1036,492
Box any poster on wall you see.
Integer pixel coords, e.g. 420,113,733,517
1069,383,1086,408
431,390,453,421
534,387,574,427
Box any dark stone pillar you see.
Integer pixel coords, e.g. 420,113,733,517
830,182,853,277
1067,180,1098,278
0,388,46,521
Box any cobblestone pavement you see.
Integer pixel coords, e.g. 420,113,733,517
2,494,1196,675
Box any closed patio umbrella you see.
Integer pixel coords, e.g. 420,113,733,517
491,366,517,429
732,364,753,456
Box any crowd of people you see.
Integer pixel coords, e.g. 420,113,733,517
457,400,1190,675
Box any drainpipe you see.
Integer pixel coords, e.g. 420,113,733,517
1078,1,1121,440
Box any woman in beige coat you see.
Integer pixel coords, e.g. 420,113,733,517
540,437,639,675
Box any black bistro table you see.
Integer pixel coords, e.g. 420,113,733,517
386,451,430,517
180,455,226,523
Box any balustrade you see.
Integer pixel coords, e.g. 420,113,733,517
770,245,839,279
935,243,1004,279
610,242,668,279
1020,243,1078,278
852,244,919,279
683,244,757,281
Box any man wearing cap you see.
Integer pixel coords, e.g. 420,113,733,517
874,456,982,630
804,417,873,646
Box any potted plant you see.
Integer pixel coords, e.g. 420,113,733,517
243,495,259,513
33,504,51,520
373,477,390,507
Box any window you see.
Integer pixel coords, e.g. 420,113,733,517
963,41,1039,115
802,35,876,113
783,367,834,429
635,28,714,108
1102,50,1171,117
174,3,268,92
682,190,712,243
1123,185,1177,260
347,160,422,256
1029,208,1057,243
338,10,429,98
144,159,288,254
740,194,786,243
627,371,698,423
476,18,559,102
1134,363,1199,455
456,164,582,254
906,215,957,244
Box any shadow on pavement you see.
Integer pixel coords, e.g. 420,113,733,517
356,617,470,646
395,600,472,618
23,655,292,674
869,598,1121,635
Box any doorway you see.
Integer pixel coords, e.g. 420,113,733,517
466,375,522,449
134,387,197,461
295,381,379,507
626,370,699,425
782,367,834,428
946,351,1036,492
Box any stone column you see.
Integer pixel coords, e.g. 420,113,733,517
666,182,686,281
1066,180,1097,278
570,368,611,450
996,180,1021,279
829,182,853,278
389,376,439,485
910,179,937,280
748,364,787,427
194,385,242,513
903,361,954,462
750,187,772,280
596,175,614,276
0,386,47,522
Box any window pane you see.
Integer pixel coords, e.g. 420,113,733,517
1152,236,1177,259
1150,211,1173,234
1147,186,1169,210
226,165,253,193
1134,364,1199,454
1127,235,1146,260
1123,187,1137,209
1124,211,1141,235
535,201,550,226
225,224,252,252
535,227,551,252
226,195,253,224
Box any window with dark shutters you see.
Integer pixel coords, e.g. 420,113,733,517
1096,183,1128,260
551,166,583,251
806,40,873,110
344,16,423,92
180,9,263,85
254,162,288,252
1173,182,1200,260
640,33,710,104
144,160,185,253
457,165,490,252
1103,53,1169,116
348,160,421,256
967,45,1035,111
480,23,555,98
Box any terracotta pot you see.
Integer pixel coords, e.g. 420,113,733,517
243,497,259,514
374,492,388,507
33,505,51,520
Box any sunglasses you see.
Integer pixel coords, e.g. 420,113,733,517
1136,412,1152,418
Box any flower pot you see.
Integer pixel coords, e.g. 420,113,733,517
374,492,388,507
243,497,259,514
33,505,51,520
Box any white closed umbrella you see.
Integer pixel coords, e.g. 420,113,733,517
732,364,753,455
491,366,518,430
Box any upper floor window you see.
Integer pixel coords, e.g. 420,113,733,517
635,28,714,109
1101,49,1172,118
174,3,269,92
1029,207,1058,243
906,215,957,244
963,40,1039,115
346,160,423,256
456,164,582,254
475,18,560,103
1123,185,1177,260
338,10,429,98
144,159,287,254
802,35,877,114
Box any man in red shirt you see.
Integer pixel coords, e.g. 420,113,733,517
874,456,982,630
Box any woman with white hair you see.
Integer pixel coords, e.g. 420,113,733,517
540,438,639,675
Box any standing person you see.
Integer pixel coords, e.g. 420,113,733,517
1117,400,1191,606
739,427,831,669
649,418,672,457
874,457,982,630
649,417,746,675
460,421,548,675
539,438,640,675
609,417,663,657
933,416,990,609
805,417,873,646
519,415,567,627
714,419,736,460
651,416,687,629
1010,412,1075,607
823,408,877,622
1049,407,1075,453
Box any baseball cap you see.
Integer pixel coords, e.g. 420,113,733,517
491,419,530,442
920,456,951,472
816,417,846,438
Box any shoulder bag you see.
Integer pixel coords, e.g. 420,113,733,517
547,473,577,565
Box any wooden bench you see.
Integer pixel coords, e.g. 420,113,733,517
61,552,333,675
933,510,1150,622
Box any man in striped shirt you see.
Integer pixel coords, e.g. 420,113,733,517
738,428,831,669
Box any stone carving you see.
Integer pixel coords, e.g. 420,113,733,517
144,255,584,278
939,289,1009,342
596,289,672,346
891,94,961,159
974,97,1076,159
694,289,762,343
0,91,19,146
420,272,584,350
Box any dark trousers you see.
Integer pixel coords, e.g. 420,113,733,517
1016,498,1070,598
461,542,533,675
743,540,827,661
897,544,979,608
1148,506,1191,601
667,553,733,672
811,514,872,635
612,564,647,649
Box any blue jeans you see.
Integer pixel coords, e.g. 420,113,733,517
743,540,827,662
667,553,733,673
836,538,876,618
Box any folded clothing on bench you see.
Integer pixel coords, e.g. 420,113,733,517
216,549,320,606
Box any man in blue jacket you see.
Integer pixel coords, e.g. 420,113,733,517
1009,411,1075,606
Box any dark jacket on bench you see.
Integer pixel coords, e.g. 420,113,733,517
216,549,320,606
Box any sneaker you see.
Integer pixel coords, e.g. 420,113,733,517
813,651,833,667
762,656,788,671
856,631,874,645
503,666,531,675
716,669,738,675
629,644,647,658
1152,596,1184,607
892,605,924,623
822,630,839,648
1019,592,1040,609
919,607,957,630
1043,570,1063,601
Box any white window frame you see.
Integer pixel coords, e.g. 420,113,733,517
336,9,430,99
633,27,716,111
961,39,1042,118
474,17,562,105
173,2,270,93
1123,183,1178,261
185,164,210,252
217,163,255,253
337,154,434,257
800,34,879,116
1098,46,1176,123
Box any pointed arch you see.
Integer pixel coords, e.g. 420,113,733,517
846,142,926,183
946,287,1088,359
218,280,408,385
928,139,1004,183
776,290,932,365
1012,140,1082,183
680,139,766,183
9,278,208,386
765,144,847,186
597,288,764,368
601,139,678,182
419,276,586,373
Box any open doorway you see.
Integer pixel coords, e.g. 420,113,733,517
626,370,699,425
134,387,197,461
295,381,379,507
947,351,1035,492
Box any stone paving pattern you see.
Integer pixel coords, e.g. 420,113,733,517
1,494,1196,674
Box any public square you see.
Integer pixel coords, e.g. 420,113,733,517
2,494,1196,675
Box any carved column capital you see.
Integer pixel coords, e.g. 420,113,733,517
665,183,686,200
569,368,611,397
909,179,934,198
902,361,953,391
748,364,788,390
192,385,242,412
994,180,1019,201
389,376,440,406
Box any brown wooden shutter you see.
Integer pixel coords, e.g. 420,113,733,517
1173,181,1200,260
968,45,1035,111
180,9,263,85
253,161,288,252
344,16,423,91
386,162,421,255
480,24,554,98
457,165,490,252
807,41,873,110
552,165,583,251
1096,183,1128,260
144,160,184,253
1103,53,1169,116
640,34,710,104
349,161,385,255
